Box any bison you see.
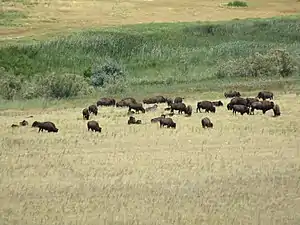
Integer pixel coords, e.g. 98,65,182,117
212,101,223,107
196,101,216,113
232,105,250,115
128,103,145,113
87,120,102,132
174,97,184,103
224,91,241,98
185,105,192,116
143,96,166,104
201,117,213,128
257,91,274,100
82,108,90,120
166,98,173,106
170,102,187,114
251,101,274,114
19,120,29,126
96,97,116,107
145,104,158,112
32,121,58,133
151,114,166,123
116,97,137,107
273,104,281,117
88,104,98,116
246,97,259,107
160,118,176,129
128,116,142,125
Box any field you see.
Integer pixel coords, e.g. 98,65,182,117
1,92,300,225
1,0,300,224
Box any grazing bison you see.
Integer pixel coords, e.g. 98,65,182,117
201,117,213,128
88,104,98,115
246,97,259,107
224,91,241,98
96,97,116,107
160,118,176,129
116,97,137,107
257,91,274,100
19,120,29,126
273,104,281,117
166,98,173,106
128,116,142,125
128,103,145,113
87,120,102,132
170,102,187,114
32,121,58,133
196,101,216,113
82,108,90,120
250,101,274,114
212,101,223,107
174,97,184,103
185,105,193,116
230,97,248,106
145,104,158,112
232,105,250,115
143,96,166,104
151,114,166,123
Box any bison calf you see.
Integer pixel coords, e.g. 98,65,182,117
82,108,90,120
201,117,213,128
87,120,102,132
160,118,176,129
32,121,59,133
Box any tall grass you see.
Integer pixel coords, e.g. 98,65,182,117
0,16,300,100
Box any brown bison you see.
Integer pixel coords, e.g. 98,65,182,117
116,97,137,107
251,100,274,114
82,108,90,120
174,97,184,103
170,102,187,114
212,101,223,107
128,116,142,125
246,97,259,107
32,121,59,133
166,98,173,106
232,105,250,115
185,105,193,116
196,101,216,113
201,117,213,128
257,91,274,100
128,103,145,113
88,104,98,115
143,96,167,104
19,120,29,126
87,120,102,132
96,97,116,107
273,104,281,117
160,118,176,128
230,97,248,106
224,91,241,98
151,114,166,123
145,104,158,112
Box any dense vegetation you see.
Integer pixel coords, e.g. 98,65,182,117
0,16,300,100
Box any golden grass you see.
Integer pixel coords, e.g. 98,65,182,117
1,0,300,40
1,92,300,224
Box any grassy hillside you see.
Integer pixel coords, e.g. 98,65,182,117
1,16,300,103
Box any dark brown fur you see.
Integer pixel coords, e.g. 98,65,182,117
232,105,250,115
88,104,98,115
128,116,142,125
201,117,213,128
128,103,145,113
257,91,274,100
151,114,166,123
82,108,90,120
116,97,137,107
273,104,281,117
196,101,216,113
251,101,274,114
143,96,166,104
87,120,102,132
170,102,187,114
96,97,116,106
19,120,29,126
159,118,176,128
174,97,184,103
32,121,58,133
224,91,241,98
185,105,193,116
212,101,223,107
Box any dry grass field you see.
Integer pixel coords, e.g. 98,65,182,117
1,92,300,224
1,0,300,40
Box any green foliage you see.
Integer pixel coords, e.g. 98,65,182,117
0,10,27,27
1,16,300,100
215,49,298,78
226,1,248,7
0,68,22,100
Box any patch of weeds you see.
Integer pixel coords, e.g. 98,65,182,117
0,10,28,26
226,1,248,7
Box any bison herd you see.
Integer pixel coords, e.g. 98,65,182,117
11,91,280,133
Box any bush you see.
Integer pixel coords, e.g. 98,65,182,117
0,68,22,100
88,58,127,88
215,49,298,78
226,1,248,7
35,73,94,99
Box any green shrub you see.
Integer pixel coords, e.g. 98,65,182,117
215,49,298,78
226,1,248,7
0,68,22,100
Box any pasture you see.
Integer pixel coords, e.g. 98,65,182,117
1,92,300,224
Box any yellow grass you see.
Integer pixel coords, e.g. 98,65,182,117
1,92,300,224
1,0,300,40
